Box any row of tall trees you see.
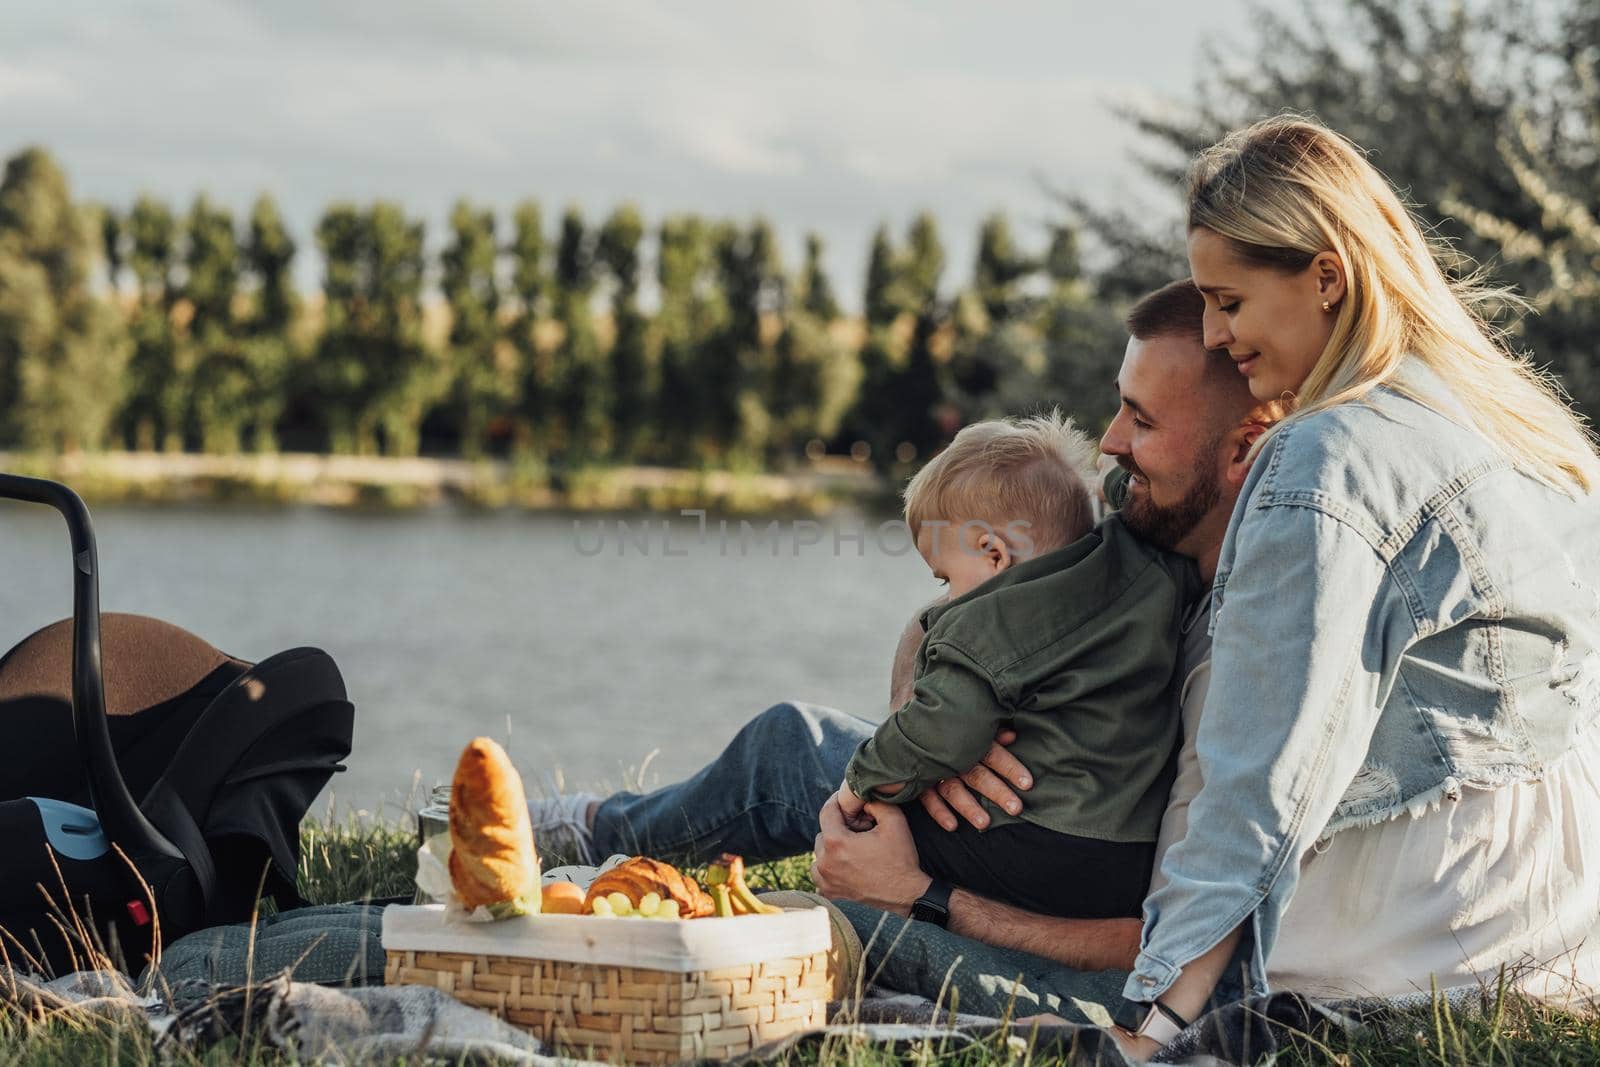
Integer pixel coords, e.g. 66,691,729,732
0,151,1123,468
1,0,1595,469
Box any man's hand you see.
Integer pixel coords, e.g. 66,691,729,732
916,728,1033,831
812,794,930,915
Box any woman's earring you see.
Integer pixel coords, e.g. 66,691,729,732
1322,300,1332,313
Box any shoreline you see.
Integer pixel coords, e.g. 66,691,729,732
0,451,896,516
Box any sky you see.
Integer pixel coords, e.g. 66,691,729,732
0,0,1260,304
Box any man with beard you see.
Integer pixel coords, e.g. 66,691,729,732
527,280,1271,1020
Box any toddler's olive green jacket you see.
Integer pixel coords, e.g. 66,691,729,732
846,513,1198,842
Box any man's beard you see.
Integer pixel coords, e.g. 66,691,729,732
1118,453,1222,551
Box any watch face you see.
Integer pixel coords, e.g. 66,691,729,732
1113,998,1147,1031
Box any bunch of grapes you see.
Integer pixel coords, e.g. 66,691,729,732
589,891,682,920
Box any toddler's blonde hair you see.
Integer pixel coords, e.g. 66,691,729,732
903,409,1098,555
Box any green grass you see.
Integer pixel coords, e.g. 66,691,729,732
3,817,1595,1065
0,1018,335,1067
296,816,420,905
1276,981,1600,1066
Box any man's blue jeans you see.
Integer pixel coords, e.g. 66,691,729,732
591,701,1130,1023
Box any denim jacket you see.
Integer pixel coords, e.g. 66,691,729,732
1125,361,1600,1002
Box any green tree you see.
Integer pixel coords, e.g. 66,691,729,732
863,224,901,329
313,204,365,451
238,194,297,452
183,195,238,336
769,311,857,459
1038,290,1126,431
850,223,907,463
948,318,1045,423
654,215,715,463
770,232,852,459
847,214,950,468
596,204,651,461
0,147,128,451
972,213,1035,326
710,219,785,458
893,214,951,463
841,330,904,469
1042,223,1082,287
900,213,945,313
99,206,124,295
441,200,508,457
246,195,296,333
894,306,947,464
127,195,178,308
1440,2,1600,408
1037,221,1122,430
507,199,550,454
314,202,434,455
798,233,839,320
551,206,607,458
183,195,257,453
122,194,184,449
950,216,1122,433
370,202,437,456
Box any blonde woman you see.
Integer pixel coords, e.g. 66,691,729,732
1115,116,1600,1056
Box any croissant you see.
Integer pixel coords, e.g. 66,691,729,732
583,857,715,918
448,737,541,912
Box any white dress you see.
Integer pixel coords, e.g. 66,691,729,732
1153,609,1600,1005
1268,732,1600,1004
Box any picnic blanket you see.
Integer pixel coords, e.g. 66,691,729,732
3,967,573,1066
0,902,1505,1065
1,963,1499,1066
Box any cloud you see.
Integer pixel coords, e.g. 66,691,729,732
0,63,77,106
0,0,1251,302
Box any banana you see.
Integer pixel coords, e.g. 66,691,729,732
708,882,736,917
707,853,782,916
730,881,782,915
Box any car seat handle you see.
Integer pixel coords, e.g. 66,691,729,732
0,473,184,868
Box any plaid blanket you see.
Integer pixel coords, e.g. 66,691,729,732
0,903,1504,1065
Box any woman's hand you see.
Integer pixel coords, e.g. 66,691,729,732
917,728,1033,831
1020,1016,1161,1060
812,793,930,915
1108,1026,1162,1062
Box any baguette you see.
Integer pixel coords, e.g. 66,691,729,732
448,737,541,913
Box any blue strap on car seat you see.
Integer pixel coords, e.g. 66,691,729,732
28,797,110,861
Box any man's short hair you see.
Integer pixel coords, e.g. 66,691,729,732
1125,278,1205,345
1126,278,1258,398
903,409,1097,555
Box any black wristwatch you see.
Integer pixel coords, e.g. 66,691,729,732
909,878,953,927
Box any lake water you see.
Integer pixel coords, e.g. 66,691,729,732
1,504,932,818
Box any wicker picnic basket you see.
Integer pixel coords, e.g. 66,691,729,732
382,904,833,1064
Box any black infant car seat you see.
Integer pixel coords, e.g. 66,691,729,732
0,473,355,975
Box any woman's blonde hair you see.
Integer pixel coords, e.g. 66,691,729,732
903,409,1097,554
1188,115,1600,493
